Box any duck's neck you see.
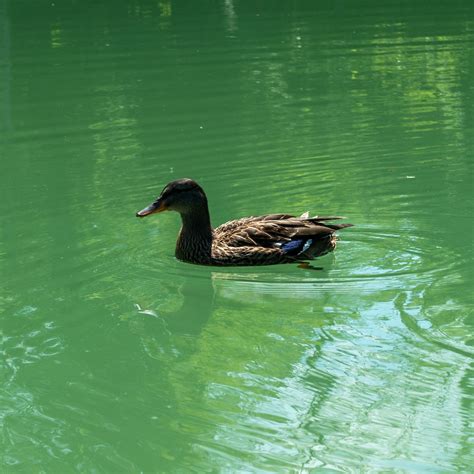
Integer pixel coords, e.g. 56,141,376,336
176,206,213,264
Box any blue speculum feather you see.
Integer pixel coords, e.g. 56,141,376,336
281,239,302,253
281,238,312,255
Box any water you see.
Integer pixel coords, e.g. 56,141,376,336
1,1,473,471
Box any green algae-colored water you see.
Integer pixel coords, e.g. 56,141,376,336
1,1,473,471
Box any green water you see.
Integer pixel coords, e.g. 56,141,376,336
1,1,473,472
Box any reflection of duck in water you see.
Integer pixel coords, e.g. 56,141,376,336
137,178,352,266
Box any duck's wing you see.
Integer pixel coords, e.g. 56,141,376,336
215,215,293,248
214,213,352,251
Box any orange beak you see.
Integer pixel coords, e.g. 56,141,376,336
136,199,167,217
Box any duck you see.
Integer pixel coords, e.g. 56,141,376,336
136,178,353,266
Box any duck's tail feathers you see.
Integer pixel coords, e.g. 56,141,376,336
322,222,354,230
305,215,349,222
283,222,353,260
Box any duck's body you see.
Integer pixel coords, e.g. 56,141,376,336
137,179,352,266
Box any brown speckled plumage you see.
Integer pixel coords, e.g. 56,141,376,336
137,179,353,266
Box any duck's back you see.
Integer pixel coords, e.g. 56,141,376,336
210,213,352,266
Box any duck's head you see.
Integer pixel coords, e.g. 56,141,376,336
136,178,207,217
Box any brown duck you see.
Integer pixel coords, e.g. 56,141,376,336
136,178,353,266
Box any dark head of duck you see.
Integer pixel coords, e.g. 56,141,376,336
136,178,209,218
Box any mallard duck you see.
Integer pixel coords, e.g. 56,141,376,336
136,178,353,266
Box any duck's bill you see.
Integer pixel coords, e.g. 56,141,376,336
136,200,167,217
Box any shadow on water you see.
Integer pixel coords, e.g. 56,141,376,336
164,272,215,337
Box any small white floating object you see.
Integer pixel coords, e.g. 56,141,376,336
134,303,158,318
406,176,416,179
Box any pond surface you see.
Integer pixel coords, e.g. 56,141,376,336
1,1,473,472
